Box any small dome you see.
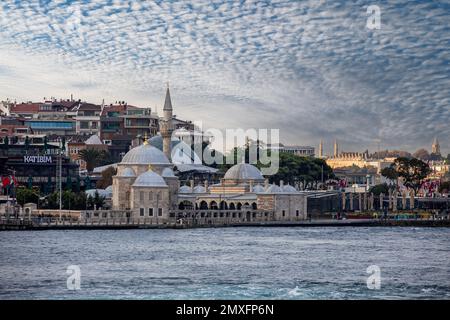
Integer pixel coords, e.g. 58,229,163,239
179,185,191,193
119,167,136,177
193,185,206,193
162,167,176,178
224,163,264,181
85,134,103,145
252,184,265,193
132,170,167,187
105,185,113,192
282,185,297,193
121,143,170,165
266,184,282,193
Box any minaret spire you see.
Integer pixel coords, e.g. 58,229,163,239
161,83,174,159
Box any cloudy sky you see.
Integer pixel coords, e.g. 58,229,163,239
0,0,449,155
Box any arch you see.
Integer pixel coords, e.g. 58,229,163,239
236,202,242,210
210,201,218,210
251,202,257,210
219,201,227,210
229,202,236,210
199,201,208,210
178,200,194,210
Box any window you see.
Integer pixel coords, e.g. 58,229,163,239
296,210,299,217
139,191,144,202
91,121,97,129
158,208,163,216
139,208,144,216
148,208,154,217
282,210,285,217
80,121,89,129
149,192,153,201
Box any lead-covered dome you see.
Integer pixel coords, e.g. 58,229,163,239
132,170,167,187
162,167,176,178
119,167,136,177
252,184,265,193
224,163,264,181
121,143,170,165
282,185,298,193
266,184,282,193
179,185,191,193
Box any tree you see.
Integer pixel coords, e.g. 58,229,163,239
42,191,87,210
413,148,430,161
382,157,431,191
96,166,117,189
16,187,39,206
439,181,450,194
381,166,399,182
369,183,389,196
79,149,112,173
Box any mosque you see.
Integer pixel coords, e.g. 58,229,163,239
111,87,309,223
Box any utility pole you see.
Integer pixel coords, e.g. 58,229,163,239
58,137,62,221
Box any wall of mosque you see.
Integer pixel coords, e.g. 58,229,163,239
112,176,134,210
130,186,170,219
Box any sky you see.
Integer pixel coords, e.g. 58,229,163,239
0,0,449,155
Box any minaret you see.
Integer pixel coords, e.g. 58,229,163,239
161,83,174,160
432,137,440,155
333,139,339,158
318,140,323,158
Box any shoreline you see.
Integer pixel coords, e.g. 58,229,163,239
1,218,449,231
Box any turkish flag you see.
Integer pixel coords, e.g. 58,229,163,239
2,176,10,188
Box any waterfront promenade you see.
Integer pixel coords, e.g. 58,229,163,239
1,215,449,230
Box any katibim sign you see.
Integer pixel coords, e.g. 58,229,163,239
23,155,53,164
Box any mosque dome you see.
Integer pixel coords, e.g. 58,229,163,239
252,184,265,193
162,167,176,178
282,185,298,193
266,184,282,193
85,134,103,145
121,143,170,165
193,185,206,193
149,135,202,164
224,163,264,181
132,170,167,187
179,185,192,193
119,167,136,177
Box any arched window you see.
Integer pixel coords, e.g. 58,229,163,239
210,201,218,210
179,200,194,210
229,203,236,210
252,202,257,210
237,203,242,210
199,201,208,210
219,201,227,210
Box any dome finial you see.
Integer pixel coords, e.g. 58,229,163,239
143,132,149,145
148,164,153,171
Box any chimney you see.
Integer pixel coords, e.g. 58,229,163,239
280,180,284,188
249,180,254,193
204,180,209,192
264,179,269,190
190,179,194,192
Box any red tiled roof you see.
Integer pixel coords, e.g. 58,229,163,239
11,103,41,113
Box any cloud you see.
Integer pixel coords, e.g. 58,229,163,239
0,0,449,154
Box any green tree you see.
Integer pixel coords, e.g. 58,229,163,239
16,187,39,206
369,183,389,196
382,157,431,191
381,166,398,182
79,149,102,173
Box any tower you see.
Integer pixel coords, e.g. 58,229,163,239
161,84,174,159
432,137,440,155
333,139,339,158
318,140,323,158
